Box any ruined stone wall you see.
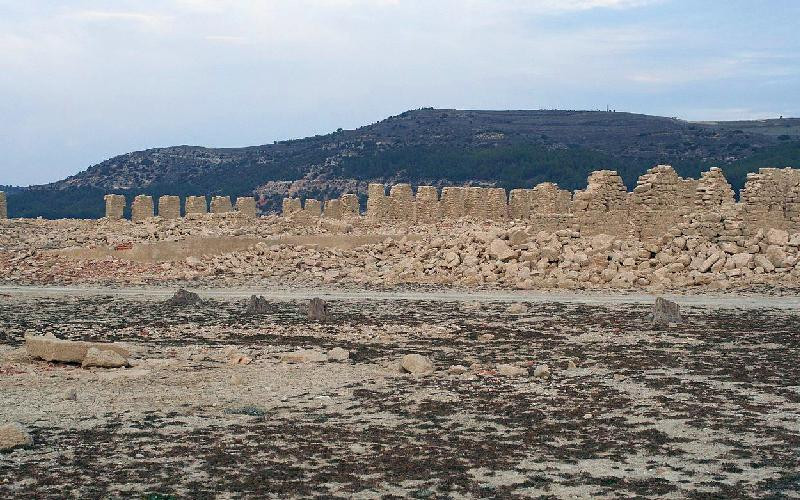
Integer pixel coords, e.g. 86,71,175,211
415,186,441,223
210,196,233,214
366,184,389,220
103,194,125,220
740,167,800,231
531,183,572,215
389,184,414,221
629,165,698,240
508,189,531,220
282,198,301,216
340,194,360,218
158,196,181,219
234,197,257,218
131,195,154,222
185,196,208,215
441,187,466,219
303,199,321,217
99,165,799,236
323,199,343,219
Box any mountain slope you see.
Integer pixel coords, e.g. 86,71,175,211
9,109,800,218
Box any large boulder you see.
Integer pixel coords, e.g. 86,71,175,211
488,239,516,261
766,228,789,246
0,422,33,452
652,297,682,326
497,364,527,377
25,335,130,365
401,354,434,375
765,246,787,267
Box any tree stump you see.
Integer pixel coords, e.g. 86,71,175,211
652,297,682,326
307,298,328,322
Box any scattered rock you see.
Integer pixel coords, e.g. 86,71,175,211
448,365,469,375
245,295,269,315
230,373,243,385
25,334,130,365
478,333,495,341
497,364,527,377
307,298,328,321
488,239,516,261
652,297,682,326
63,388,78,401
566,360,577,370
506,303,528,314
533,364,550,378
281,349,328,363
81,347,128,369
327,347,350,362
400,354,434,375
0,422,33,452
165,288,201,306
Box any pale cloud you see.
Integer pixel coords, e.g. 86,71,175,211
70,10,169,27
0,0,797,185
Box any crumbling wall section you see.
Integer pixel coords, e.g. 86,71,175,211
103,194,125,220
630,165,697,240
367,184,389,220
740,168,800,231
530,183,571,215
508,189,532,220
131,195,154,222
340,194,360,218
303,198,321,217
210,196,233,214
185,196,208,215
441,187,466,219
389,184,414,221
415,186,441,223
282,198,301,216
235,197,257,218
158,195,181,219
695,167,735,210
486,188,508,220
323,199,343,219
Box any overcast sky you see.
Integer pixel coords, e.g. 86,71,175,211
1,0,799,186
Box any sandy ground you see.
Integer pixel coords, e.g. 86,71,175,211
1,288,799,498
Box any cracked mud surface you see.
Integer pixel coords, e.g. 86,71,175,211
1,292,799,498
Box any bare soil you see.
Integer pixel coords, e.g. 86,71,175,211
1,289,799,498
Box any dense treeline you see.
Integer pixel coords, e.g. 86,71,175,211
7,139,800,219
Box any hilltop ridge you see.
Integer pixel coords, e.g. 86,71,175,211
8,109,800,218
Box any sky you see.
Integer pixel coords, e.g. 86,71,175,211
1,0,799,186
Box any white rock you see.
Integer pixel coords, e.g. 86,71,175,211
766,228,789,246
400,354,434,375
81,347,128,369
280,349,328,363
488,239,516,261
0,422,33,451
506,303,528,314
533,364,550,378
327,347,350,362
497,364,527,377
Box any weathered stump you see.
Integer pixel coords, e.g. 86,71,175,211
246,295,269,315
307,298,328,322
652,297,682,326
166,288,201,307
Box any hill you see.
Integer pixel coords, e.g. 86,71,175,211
8,109,800,218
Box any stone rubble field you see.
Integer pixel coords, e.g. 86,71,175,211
1,290,799,498
1,216,799,292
